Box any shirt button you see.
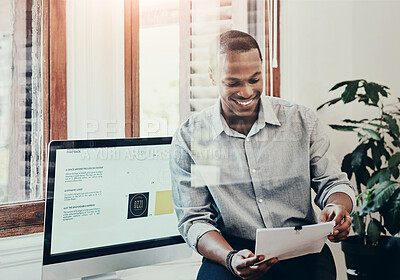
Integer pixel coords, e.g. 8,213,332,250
246,138,250,142
258,198,263,203
252,169,257,173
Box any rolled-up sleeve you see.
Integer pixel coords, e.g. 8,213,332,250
170,127,220,252
308,110,356,214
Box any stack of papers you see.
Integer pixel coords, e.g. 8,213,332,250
255,221,335,261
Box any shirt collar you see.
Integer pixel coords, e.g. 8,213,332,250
211,99,225,139
211,95,281,139
259,95,281,126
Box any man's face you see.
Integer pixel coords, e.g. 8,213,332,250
213,48,263,120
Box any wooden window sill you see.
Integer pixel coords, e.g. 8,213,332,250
0,200,45,238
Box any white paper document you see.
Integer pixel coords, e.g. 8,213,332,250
255,221,335,261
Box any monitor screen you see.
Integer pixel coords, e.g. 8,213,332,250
42,137,191,279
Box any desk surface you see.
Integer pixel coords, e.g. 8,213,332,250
117,253,202,280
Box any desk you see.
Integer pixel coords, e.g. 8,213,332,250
117,253,202,280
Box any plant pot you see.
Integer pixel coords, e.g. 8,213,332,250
341,235,400,280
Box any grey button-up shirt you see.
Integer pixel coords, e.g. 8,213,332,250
170,96,355,252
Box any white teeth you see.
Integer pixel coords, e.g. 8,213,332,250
236,99,253,105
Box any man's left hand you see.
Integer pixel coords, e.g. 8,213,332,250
320,203,351,242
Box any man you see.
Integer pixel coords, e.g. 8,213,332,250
170,30,355,280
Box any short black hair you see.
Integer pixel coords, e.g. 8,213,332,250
219,30,262,60
209,30,262,73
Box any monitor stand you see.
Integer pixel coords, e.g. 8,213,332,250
81,272,121,280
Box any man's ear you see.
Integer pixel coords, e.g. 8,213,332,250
208,66,216,85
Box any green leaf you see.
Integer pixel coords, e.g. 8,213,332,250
351,144,368,169
388,132,399,147
383,114,400,137
377,140,391,160
356,94,379,106
371,217,386,233
365,82,390,98
390,167,399,179
365,156,375,170
361,128,381,140
365,188,375,204
343,119,368,124
361,181,397,214
355,166,370,189
371,142,382,169
341,153,353,180
329,124,358,131
393,138,400,148
352,212,365,238
376,219,387,234
329,81,352,92
381,188,400,235
357,94,370,105
316,97,342,110
379,169,391,183
368,123,388,129
351,151,363,169
341,80,360,103
363,82,379,105
357,132,368,141
367,219,381,244
377,83,390,97
367,171,381,188
388,152,400,168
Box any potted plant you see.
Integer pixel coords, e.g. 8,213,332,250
317,80,400,279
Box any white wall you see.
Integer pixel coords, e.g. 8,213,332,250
280,0,400,279
281,0,400,161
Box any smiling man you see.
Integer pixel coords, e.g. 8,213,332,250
170,30,355,280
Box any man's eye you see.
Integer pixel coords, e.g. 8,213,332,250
248,79,260,84
226,82,241,87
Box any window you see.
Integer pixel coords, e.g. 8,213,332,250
0,0,55,238
66,0,126,140
0,0,43,204
0,0,280,238
139,0,180,137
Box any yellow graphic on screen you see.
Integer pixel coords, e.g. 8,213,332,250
155,190,174,216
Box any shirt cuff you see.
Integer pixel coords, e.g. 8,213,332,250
324,185,356,215
186,222,220,253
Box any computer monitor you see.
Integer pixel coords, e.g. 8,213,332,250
42,137,192,280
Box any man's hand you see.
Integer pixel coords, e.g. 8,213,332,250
231,249,278,280
320,203,351,242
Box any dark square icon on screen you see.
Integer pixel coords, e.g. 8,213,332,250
127,192,149,219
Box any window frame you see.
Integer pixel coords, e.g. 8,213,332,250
265,0,280,98
0,0,279,238
125,0,140,138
